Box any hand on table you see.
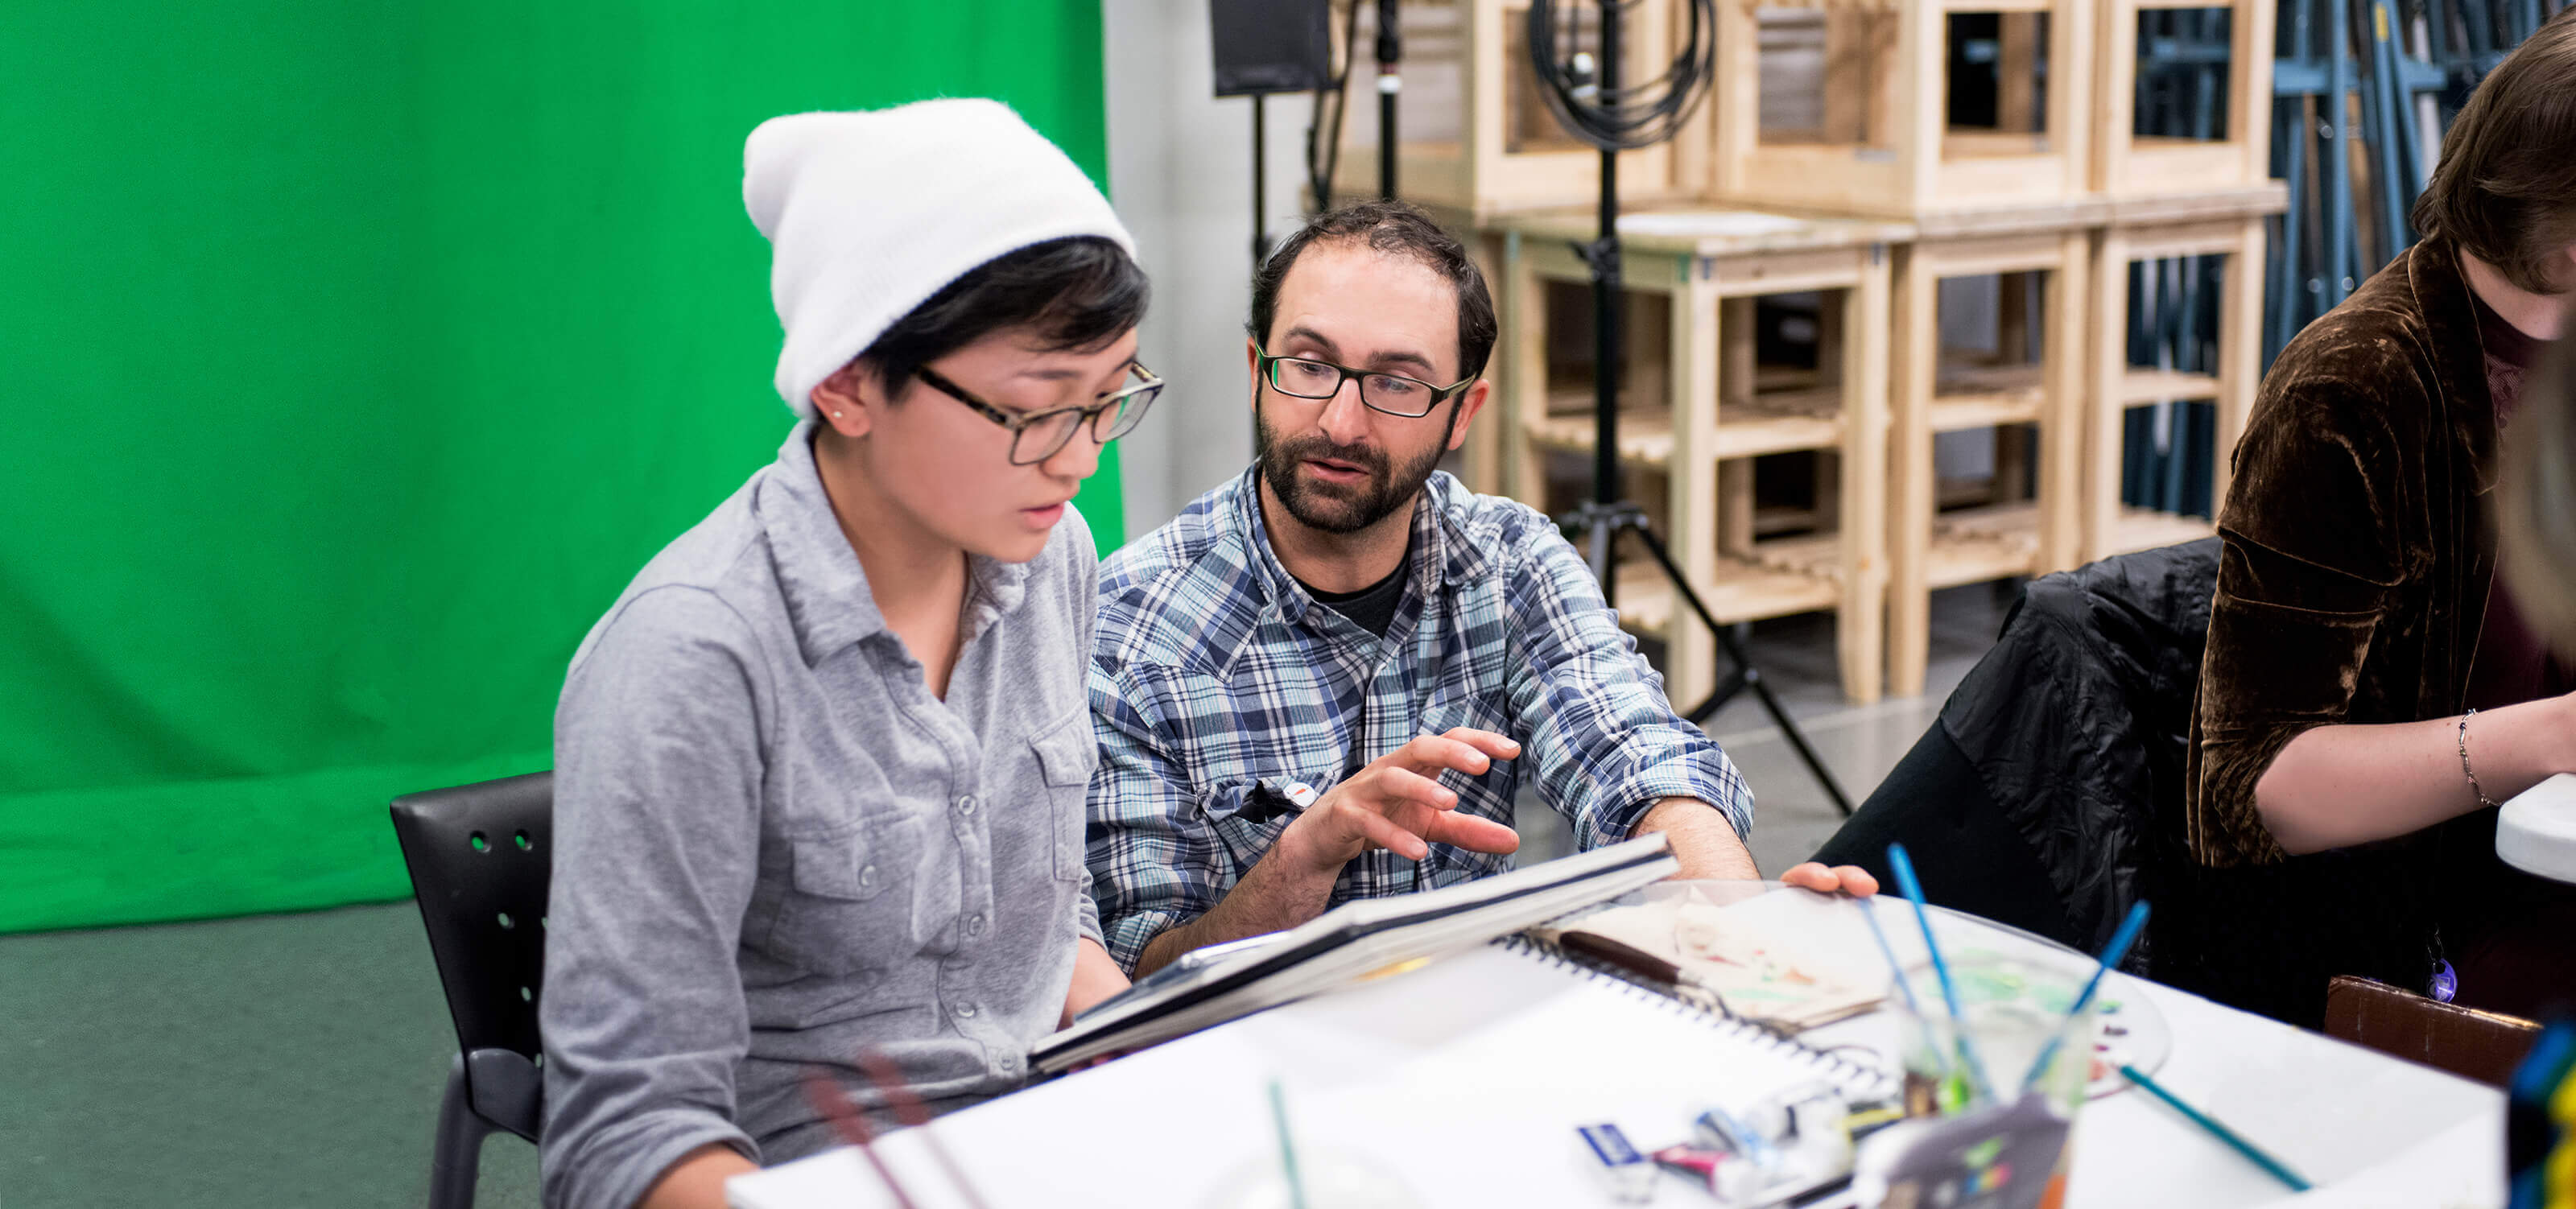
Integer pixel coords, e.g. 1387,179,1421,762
1277,728,1523,873
1780,861,1879,897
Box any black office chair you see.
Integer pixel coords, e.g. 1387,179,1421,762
390,770,553,1209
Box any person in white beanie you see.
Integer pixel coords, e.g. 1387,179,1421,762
538,100,1156,1209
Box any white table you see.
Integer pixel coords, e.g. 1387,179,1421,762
2499,772,2576,884
729,892,2504,1209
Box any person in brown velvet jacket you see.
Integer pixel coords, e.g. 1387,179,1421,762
2183,7,2576,1023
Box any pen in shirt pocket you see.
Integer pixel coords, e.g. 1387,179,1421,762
1237,776,1323,825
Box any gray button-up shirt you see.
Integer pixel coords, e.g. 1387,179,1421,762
539,423,1103,1209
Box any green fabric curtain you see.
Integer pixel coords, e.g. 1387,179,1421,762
0,2,1121,933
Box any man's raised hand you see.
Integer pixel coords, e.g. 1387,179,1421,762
1277,728,1524,873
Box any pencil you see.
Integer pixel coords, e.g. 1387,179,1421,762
2119,1063,2313,1192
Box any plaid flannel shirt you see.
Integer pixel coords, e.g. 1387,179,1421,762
1084,468,1752,972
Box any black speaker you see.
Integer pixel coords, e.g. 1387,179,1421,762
1209,0,1331,97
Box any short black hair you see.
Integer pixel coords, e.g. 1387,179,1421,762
1249,200,1497,382
858,235,1150,394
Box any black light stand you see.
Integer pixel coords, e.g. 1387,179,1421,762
1376,0,1402,197
1528,0,1854,815
1211,0,1333,267
1252,93,1270,268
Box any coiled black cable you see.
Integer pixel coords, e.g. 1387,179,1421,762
1525,0,1720,151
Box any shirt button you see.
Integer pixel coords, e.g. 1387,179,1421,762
858,864,878,890
955,1001,978,1018
967,914,986,935
956,794,978,815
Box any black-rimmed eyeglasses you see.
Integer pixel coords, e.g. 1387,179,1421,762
916,361,1164,466
1253,344,1475,419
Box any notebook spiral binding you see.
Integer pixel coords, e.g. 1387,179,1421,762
1494,932,1899,1100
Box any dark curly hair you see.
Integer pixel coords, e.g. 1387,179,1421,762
1248,200,1497,382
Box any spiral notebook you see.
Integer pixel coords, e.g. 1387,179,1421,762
1267,930,1902,1205
726,890,1897,1209
1033,834,1682,1074
1483,930,1895,1100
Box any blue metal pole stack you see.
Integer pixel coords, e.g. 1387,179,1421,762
2118,0,2574,517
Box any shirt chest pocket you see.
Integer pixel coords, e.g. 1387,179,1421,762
1028,710,1097,885
1418,689,1510,741
767,813,930,976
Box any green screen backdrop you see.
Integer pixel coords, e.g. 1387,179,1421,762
0,2,1123,933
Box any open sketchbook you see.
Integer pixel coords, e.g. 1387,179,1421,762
729,917,1897,1209
1539,884,1886,1030
1030,832,1680,1073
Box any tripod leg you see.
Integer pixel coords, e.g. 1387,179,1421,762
1723,628,1860,819
1629,522,1859,818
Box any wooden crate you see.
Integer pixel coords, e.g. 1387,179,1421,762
2078,188,2282,561
2092,0,2276,196
1886,223,2091,697
1492,208,1906,704
1340,0,1685,221
1702,0,2095,219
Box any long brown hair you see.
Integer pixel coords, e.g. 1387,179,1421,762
2410,7,2576,295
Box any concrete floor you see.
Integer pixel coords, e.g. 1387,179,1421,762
0,583,2016,1207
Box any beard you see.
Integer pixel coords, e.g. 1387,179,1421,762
1254,402,1453,535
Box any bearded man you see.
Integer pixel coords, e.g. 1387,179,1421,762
1084,201,1871,977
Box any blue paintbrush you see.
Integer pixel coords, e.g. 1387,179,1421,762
1269,1078,1307,1209
2017,899,2152,1095
1856,895,1952,1088
1887,844,1996,1104
2120,1063,2312,1191
1856,897,1924,1016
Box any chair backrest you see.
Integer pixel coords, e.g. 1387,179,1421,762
1933,537,2221,959
390,771,554,1126
2324,975,2542,1088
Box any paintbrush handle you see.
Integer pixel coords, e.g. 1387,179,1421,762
1559,930,1684,984
1886,844,1996,1103
2017,900,2153,1095
2120,1064,2313,1192
1559,929,1740,1021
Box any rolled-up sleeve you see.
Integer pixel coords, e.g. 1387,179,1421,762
541,588,768,1209
1505,523,1752,849
2189,379,2407,867
1084,657,1231,974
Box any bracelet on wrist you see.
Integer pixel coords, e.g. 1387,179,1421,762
2458,708,2501,811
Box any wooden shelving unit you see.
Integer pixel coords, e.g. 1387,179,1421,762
1493,207,1905,704
1335,0,1685,223
1926,500,2047,588
2106,504,2220,553
1521,387,1845,464
2081,196,2280,561
1703,0,2097,219
1886,221,2091,695
1608,548,1846,637
2092,0,2277,198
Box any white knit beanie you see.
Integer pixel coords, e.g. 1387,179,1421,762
744,99,1137,420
